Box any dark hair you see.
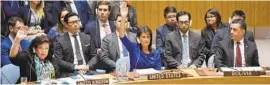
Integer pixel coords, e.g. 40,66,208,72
29,35,53,61
231,19,247,33
64,12,79,24
97,1,111,11
137,26,152,52
8,16,24,27
116,13,122,20
57,8,70,32
163,6,177,18
231,10,246,20
176,10,191,21
204,8,222,29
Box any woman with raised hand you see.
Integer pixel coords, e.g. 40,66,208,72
118,14,161,71
14,35,56,82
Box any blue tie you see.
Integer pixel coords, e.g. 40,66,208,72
122,44,129,57
182,35,191,67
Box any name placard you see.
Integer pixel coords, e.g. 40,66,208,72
224,71,261,76
76,78,109,84
147,72,185,80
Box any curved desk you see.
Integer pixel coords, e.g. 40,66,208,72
123,76,270,84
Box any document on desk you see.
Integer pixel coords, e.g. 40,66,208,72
135,68,161,75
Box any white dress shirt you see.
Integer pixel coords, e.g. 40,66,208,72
68,32,86,65
99,20,111,41
233,38,246,67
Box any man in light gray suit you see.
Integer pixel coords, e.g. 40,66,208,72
164,11,205,69
100,13,136,73
214,19,259,68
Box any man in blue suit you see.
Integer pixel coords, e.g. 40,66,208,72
1,16,30,67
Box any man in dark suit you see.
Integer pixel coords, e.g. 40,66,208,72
214,19,259,68
100,13,136,73
212,10,255,58
1,16,30,67
84,1,116,49
109,1,138,33
54,12,97,77
164,11,205,69
156,6,177,67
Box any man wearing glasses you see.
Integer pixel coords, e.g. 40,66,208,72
164,11,205,69
156,6,177,68
53,12,98,78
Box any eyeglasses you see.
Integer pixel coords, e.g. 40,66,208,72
68,20,80,25
178,21,190,25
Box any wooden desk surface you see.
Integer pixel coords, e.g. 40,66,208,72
119,69,270,84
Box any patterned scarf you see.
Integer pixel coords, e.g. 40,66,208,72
33,55,55,81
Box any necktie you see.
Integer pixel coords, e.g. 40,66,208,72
181,35,191,67
235,42,242,67
72,34,83,65
103,24,110,35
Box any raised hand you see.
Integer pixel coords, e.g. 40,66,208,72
120,3,128,17
15,26,29,40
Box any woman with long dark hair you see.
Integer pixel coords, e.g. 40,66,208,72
118,16,161,71
47,8,69,40
201,8,227,66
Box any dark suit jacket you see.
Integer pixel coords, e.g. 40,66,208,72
84,20,116,49
110,5,138,33
53,32,98,77
214,39,260,68
201,23,228,63
164,29,205,69
1,36,30,67
13,51,58,82
99,32,136,72
211,25,255,57
156,24,176,67
13,51,37,82
2,1,26,20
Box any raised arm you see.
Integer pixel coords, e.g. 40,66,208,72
9,26,28,58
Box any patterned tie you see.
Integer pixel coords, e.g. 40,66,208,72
181,35,191,67
103,24,110,35
72,34,83,65
235,42,242,67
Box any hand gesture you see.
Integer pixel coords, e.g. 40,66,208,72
120,4,128,17
76,65,90,71
15,26,29,40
